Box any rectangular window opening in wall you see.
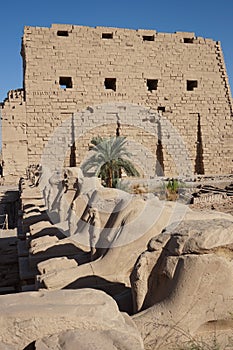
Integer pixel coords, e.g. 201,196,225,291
57,30,69,37
102,33,113,39
104,78,116,91
184,38,194,43
187,80,198,91
147,79,158,92
59,77,73,89
143,35,155,41
158,106,165,112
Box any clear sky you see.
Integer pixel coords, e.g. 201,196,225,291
0,0,233,102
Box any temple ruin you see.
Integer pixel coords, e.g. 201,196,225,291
1,23,233,350
1,23,232,180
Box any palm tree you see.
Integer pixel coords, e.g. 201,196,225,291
82,136,140,188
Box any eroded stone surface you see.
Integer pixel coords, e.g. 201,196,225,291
1,25,233,179
16,178,233,350
37,189,233,292
37,256,78,275
0,289,144,350
35,321,143,350
131,218,233,349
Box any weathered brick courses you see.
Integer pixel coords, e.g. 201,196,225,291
1,24,232,178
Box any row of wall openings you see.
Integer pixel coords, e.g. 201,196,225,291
56,31,154,40
101,33,155,41
56,31,195,45
104,78,158,92
59,76,198,92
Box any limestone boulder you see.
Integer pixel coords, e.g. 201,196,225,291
0,289,144,350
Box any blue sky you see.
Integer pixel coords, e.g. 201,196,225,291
0,0,233,102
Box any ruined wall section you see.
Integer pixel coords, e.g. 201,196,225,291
212,41,233,173
215,41,233,116
5,24,233,177
1,89,28,178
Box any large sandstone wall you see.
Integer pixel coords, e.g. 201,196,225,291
1,89,28,176
1,24,233,178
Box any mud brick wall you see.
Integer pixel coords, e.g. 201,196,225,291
1,24,233,178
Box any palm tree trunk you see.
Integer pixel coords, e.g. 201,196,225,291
108,167,113,188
